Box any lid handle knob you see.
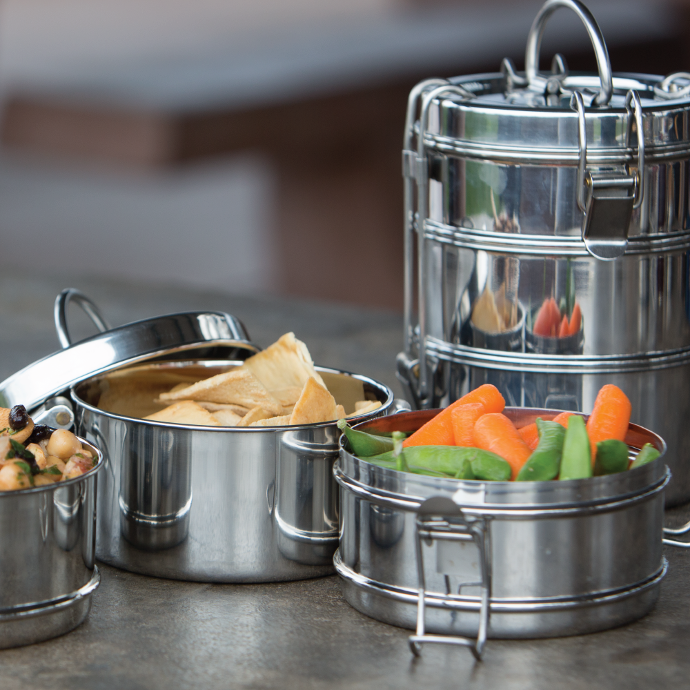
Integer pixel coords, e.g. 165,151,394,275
525,0,613,106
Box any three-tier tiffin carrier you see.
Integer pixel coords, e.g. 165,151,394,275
397,0,690,505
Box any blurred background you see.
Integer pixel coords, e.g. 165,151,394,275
0,0,686,311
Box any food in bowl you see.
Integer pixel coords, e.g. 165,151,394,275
340,383,660,482
95,333,381,427
0,405,97,490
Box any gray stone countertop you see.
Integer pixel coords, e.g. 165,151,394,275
1,269,689,690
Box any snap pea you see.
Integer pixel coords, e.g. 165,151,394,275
455,458,475,480
470,453,511,481
630,443,661,469
558,415,592,481
594,439,629,475
337,418,395,457
366,445,509,480
516,419,565,482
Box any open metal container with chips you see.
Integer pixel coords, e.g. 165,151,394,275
396,0,690,505
0,289,396,583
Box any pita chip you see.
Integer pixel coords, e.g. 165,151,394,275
347,401,382,418
249,414,292,427
244,333,325,393
237,406,274,427
269,386,304,407
197,402,250,417
210,409,244,426
289,377,337,425
159,367,282,415
145,401,221,426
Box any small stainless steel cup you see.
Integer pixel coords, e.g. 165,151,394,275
0,440,102,649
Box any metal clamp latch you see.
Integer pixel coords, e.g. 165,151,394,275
409,497,491,661
571,90,645,260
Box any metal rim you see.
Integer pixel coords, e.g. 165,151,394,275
425,336,690,374
0,567,100,621
334,461,669,518
422,220,690,256
423,132,690,165
72,363,394,433
0,438,103,498
334,551,667,614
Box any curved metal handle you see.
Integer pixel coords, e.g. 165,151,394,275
54,288,111,349
525,0,613,106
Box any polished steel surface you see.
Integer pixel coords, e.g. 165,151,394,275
0,310,258,411
0,440,102,649
336,408,668,638
73,362,394,582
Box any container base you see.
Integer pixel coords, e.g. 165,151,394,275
335,551,666,639
0,567,100,649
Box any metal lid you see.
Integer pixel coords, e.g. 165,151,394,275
403,0,690,261
0,289,259,411
424,72,690,165
416,0,690,164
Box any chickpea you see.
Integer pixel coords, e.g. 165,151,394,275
46,456,66,473
26,443,47,470
46,429,81,460
0,462,31,491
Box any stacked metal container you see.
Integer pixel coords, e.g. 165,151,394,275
397,0,690,505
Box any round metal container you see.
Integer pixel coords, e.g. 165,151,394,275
74,361,394,583
335,408,668,639
397,0,690,505
0,439,102,649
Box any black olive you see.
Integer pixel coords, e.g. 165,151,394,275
26,425,53,444
9,405,29,430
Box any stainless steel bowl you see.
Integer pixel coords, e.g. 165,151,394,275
335,407,669,639
73,360,396,583
0,439,102,649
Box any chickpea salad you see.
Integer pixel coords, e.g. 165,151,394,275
0,405,97,491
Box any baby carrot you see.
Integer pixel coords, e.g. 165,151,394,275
451,403,485,447
473,413,532,479
552,411,574,427
586,384,632,464
404,385,505,448
518,423,540,451
402,411,455,447
458,384,505,414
